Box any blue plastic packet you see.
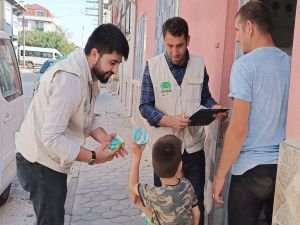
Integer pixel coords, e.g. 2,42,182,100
133,128,148,145
108,134,124,151
141,213,152,225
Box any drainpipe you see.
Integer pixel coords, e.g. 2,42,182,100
0,0,5,31
98,0,103,25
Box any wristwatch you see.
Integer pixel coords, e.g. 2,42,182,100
88,151,96,165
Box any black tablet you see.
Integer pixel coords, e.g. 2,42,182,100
189,108,229,126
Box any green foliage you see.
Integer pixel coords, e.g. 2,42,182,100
18,29,76,55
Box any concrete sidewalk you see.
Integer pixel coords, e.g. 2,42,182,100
64,89,153,225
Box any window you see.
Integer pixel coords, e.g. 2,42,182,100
155,0,178,55
36,21,44,32
36,10,45,17
41,52,53,58
0,40,22,101
134,15,146,81
118,0,131,36
21,50,53,58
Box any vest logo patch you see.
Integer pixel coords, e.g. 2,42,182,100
160,81,172,93
84,99,90,112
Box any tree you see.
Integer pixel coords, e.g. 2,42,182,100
18,29,76,55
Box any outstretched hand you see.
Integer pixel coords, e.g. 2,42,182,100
99,133,116,146
95,143,128,163
131,142,146,158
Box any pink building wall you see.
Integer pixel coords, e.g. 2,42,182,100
179,0,238,108
136,0,156,60
286,4,300,139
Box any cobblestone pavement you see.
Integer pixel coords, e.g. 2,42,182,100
64,88,153,225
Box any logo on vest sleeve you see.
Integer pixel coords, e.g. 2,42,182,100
160,81,172,94
84,99,90,112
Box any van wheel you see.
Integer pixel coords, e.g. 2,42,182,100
0,184,11,206
27,62,34,69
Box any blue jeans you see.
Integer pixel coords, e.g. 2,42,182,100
16,153,67,225
154,150,205,225
228,164,277,225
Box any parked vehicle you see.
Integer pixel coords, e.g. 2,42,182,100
0,30,24,206
33,58,56,94
18,46,62,69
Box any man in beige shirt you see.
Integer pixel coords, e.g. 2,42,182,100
15,24,129,225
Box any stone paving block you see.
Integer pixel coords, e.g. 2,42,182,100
111,215,132,223
101,210,121,219
71,207,90,216
101,189,122,196
92,194,110,202
109,185,126,191
82,201,102,208
91,205,110,214
70,215,81,223
92,187,109,193
75,187,94,195
110,193,128,200
99,199,119,207
80,212,101,221
83,191,101,198
90,219,118,225
121,208,140,216
73,196,91,205
110,203,130,211
71,221,89,225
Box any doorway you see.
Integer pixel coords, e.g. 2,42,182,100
237,0,297,57
262,0,297,56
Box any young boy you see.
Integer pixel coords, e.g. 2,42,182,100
129,134,200,225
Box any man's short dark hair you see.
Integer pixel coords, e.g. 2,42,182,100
162,17,189,40
84,23,129,60
236,0,272,34
152,135,182,178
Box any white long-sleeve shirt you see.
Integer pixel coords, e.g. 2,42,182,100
16,49,101,173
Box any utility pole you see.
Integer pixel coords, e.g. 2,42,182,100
98,0,103,25
22,15,25,68
81,25,84,48
86,0,103,26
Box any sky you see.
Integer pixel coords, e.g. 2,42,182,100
21,0,99,47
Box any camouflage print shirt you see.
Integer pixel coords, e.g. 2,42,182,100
138,178,198,225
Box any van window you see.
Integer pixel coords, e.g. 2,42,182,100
21,50,53,59
0,39,23,102
54,53,60,59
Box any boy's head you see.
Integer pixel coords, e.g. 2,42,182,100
152,135,182,178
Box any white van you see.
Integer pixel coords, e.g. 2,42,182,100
18,46,62,69
0,31,24,205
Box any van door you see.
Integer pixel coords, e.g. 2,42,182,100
0,36,24,199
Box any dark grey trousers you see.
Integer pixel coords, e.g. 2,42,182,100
228,164,277,225
16,153,67,225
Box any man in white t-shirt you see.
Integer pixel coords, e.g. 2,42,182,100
213,2,291,225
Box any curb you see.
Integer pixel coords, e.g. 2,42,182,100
64,162,80,225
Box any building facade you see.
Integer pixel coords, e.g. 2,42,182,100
18,4,59,33
0,0,25,48
111,0,299,224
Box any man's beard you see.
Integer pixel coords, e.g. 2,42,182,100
92,59,113,83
